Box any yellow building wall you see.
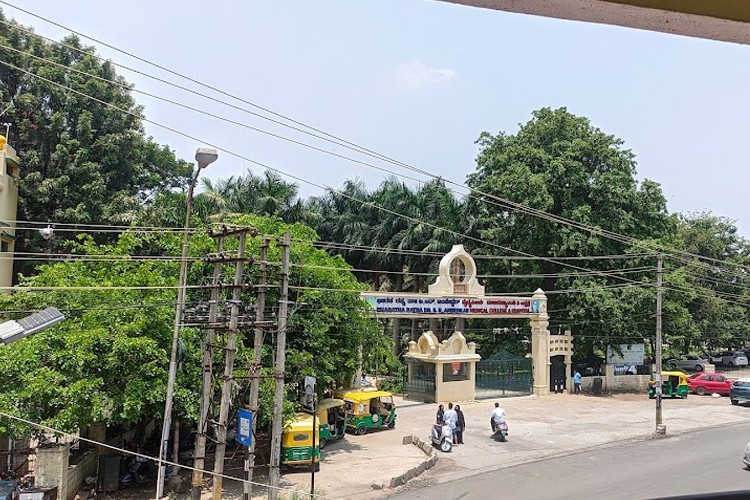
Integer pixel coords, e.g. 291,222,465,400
0,136,19,290
434,362,476,402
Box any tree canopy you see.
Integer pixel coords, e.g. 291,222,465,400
0,12,192,268
0,215,390,435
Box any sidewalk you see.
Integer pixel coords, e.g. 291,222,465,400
214,392,747,499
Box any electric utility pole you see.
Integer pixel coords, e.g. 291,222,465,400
655,255,664,434
213,231,250,500
192,234,224,500
268,233,291,500
244,238,268,500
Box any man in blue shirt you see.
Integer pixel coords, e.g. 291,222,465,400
573,370,582,394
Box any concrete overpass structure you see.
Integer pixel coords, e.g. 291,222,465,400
440,1,750,45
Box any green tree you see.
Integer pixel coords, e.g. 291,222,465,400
0,232,201,435
0,13,192,268
465,108,673,358
0,215,390,435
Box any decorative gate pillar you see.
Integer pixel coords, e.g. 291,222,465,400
529,288,550,396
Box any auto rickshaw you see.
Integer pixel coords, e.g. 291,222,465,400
343,390,396,435
281,413,320,471
317,398,347,449
648,371,689,399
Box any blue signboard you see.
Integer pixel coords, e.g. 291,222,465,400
236,408,253,447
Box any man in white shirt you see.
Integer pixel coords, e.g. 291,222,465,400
442,403,458,443
490,402,506,431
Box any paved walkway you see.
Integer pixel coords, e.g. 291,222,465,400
212,392,748,499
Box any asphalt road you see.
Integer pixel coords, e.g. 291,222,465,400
391,423,750,500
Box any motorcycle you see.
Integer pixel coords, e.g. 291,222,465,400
492,420,509,442
120,455,151,488
430,422,453,452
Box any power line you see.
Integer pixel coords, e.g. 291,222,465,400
0,59,659,297
3,39,747,309
0,10,739,284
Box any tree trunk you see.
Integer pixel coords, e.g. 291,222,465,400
411,275,420,342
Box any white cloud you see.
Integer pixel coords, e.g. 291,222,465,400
396,59,457,90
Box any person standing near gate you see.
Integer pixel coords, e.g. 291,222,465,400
455,405,465,445
443,403,458,444
573,370,582,394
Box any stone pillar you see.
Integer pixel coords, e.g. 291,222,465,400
530,289,550,396
604,363,615,392
36,443,69,495
434,362,444,402
565,353,573,393
469,359,477,401
85,422,106,453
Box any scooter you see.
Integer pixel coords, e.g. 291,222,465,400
492,420,509,442
430,422,453,452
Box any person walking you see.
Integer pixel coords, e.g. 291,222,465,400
573,370,582,394
443,403,458,444
455,405,465,444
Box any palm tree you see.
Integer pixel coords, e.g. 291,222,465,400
193,170,303,223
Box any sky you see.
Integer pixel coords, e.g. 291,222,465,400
5,0,750,235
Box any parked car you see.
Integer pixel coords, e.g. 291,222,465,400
666,355,709,372
704,352,724,365
730,378,750,405
687,372,732,395
721,351,748,368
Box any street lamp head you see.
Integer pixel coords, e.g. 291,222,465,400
195,147,218,169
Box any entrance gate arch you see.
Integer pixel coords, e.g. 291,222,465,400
362,244,571,399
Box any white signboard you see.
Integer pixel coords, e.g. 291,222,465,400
363,295,542,316
606,344,645,365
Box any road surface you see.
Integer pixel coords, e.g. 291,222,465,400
391,423,750,500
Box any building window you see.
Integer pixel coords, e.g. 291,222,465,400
0,241,8,253
443,362,470,382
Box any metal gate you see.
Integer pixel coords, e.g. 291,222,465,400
404,360,436,402
475,351,532,399
550,355,567,393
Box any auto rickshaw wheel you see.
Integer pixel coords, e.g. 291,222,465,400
387,420,395,429
695,386,706,396
319,438,327,450
355,426,367,435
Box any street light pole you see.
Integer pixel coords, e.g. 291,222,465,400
156,148,218,499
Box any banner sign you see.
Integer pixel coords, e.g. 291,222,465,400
363,295,542,316
606,344,645,365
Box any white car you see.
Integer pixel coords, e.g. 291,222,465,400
722,351,749,368
666,355,709,372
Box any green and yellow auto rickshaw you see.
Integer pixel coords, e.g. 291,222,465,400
343,390,397,435
281,413,320,471
317,398,347,449
648,371,689,399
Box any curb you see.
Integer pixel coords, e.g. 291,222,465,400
371,435,438,490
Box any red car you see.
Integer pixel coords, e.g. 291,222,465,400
688,373,733,395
